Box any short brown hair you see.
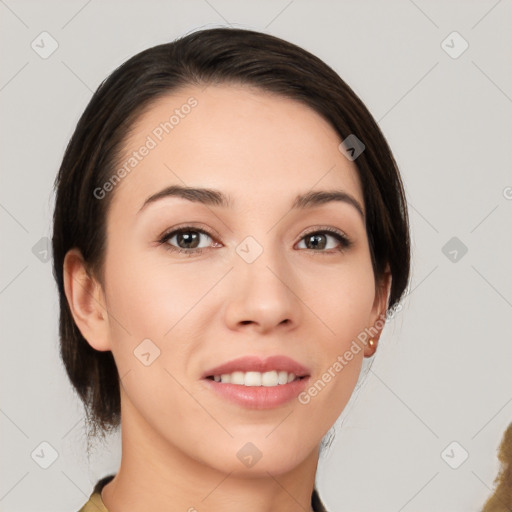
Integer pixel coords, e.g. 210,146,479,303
52,27,410,436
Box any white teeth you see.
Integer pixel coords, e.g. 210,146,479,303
213,370,300,386
245,371,262,386
278,370,289,385
231,371,245,385
261,371,277,386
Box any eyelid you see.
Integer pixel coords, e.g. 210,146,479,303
157,222,220,243
301,225,349,240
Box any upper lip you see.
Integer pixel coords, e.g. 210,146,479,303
202,355,310,378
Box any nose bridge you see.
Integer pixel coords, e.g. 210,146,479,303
224,230,299,330
236,232,290,292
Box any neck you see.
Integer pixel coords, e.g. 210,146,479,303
101,391,319,512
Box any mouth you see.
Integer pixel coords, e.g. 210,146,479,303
201,355,310,408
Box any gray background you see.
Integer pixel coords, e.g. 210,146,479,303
1,1,511,511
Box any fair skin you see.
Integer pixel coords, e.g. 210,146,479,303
64,84,391,512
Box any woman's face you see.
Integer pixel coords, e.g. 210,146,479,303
89,84,389,475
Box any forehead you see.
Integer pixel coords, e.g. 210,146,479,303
109,83,363,216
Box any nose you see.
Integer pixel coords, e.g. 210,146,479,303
223,241,300,334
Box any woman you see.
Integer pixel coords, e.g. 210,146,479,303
52,27,410,512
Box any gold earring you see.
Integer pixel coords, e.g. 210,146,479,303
369,339,375,348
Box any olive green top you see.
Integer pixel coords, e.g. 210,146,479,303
77,474,328,512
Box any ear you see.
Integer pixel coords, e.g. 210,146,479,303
63,248,112,351
364,265,392,357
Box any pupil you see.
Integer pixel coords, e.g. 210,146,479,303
308,234,326,250
179,231,199,249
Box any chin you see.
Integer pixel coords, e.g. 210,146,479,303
215,455,305,478
203,437,312,477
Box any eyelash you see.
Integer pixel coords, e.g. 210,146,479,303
157,224,353,257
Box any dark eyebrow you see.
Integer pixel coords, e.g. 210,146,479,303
138,185,364,219
291,190,364,219
138,185,231,213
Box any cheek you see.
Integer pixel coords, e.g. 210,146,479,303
306,256,376,339
102,243,224,392
103,242,210,339
300,258,374,407
102,247,209,434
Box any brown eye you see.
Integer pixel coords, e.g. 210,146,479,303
304,233,328,250
297,228,352,252
172,230,203,249
159,227,216,255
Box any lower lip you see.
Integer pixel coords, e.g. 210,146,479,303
202,377,310,409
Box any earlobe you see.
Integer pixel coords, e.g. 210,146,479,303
63,248,111,352
364,269,392,357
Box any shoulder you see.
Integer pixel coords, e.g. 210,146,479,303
77,476,328,512
76,474,115,512
312,487,329,512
